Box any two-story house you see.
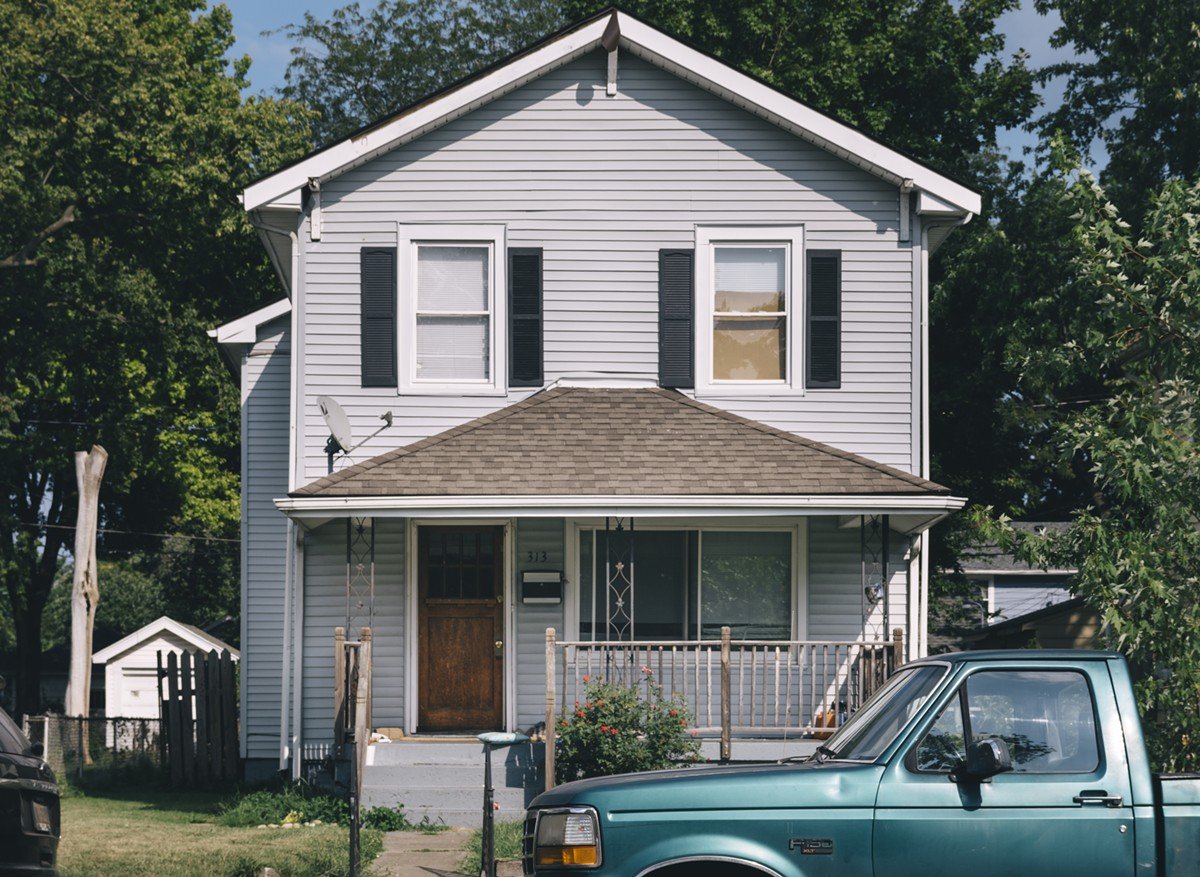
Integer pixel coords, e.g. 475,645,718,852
211,8,976,820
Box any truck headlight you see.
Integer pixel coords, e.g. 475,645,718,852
535,806,602,868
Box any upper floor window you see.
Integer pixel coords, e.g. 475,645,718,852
398,225,507,394
695,226,804,394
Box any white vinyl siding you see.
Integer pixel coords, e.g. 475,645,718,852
301,49,914,481
241,320,290,760
301,518,406,744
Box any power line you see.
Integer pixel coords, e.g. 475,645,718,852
15,520,239,544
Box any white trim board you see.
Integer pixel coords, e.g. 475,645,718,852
242,11,980,216
278,494,965,527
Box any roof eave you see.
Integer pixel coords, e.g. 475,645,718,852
242,10,981,215
275,493,966,532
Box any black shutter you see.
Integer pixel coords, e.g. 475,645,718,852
360,247,397,388
508,248,543,387
658,249,694,388
806,250,841,389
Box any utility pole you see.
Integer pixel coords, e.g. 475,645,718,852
65,445,107,725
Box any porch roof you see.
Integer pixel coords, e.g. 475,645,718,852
281,388,962,527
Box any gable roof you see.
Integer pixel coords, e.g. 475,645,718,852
291,386,949,500
243,7,980,216
92,616,239,665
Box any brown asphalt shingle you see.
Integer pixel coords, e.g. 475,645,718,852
291,387,950,498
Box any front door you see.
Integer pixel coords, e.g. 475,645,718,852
417,525,504,731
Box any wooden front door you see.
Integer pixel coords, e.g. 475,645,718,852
417,526,504,731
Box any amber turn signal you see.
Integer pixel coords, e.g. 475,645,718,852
536,845,599,867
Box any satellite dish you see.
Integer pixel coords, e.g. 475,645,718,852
317,396,394,473
318,395,353,455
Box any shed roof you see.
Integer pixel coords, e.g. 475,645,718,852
92,616,239,665
292,386,949,499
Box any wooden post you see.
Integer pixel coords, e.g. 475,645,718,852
66,445,107,770
720,626,732,762
180,651,195,785
353,634,371,805
219,650,238,782
334,627,346,753
194,652,210,784
360,627,372,735
156,652,167,773
544,628,556,790
165,652,183,787
892,628,905,671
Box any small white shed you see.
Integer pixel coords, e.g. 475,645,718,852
92,616,239,719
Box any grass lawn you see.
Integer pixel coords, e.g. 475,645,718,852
58,788,381,877
460,818,525,876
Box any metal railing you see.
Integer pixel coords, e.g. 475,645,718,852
543,626,903,788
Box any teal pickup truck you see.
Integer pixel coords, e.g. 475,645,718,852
523,650,1200,876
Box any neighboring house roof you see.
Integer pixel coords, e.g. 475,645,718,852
242,7,981,216
290,386,950,502
92,616,239,665
960,521,1076,575
207,298,290,345
965,597,1102,651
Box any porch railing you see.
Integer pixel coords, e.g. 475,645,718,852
543,626,903,788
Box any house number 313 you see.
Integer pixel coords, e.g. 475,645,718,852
526,551,548,563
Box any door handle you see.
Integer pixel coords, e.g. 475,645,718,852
1073,790,1123,807
494,640,504,656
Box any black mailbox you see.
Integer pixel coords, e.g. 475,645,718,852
521,570,563,604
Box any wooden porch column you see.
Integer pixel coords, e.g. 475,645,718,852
334,627,346,754
720,626,732,762
545,628,557,789
892,628,905,669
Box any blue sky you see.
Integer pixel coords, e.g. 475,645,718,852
223,0,1078,163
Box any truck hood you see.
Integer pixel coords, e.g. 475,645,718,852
532,759,884,813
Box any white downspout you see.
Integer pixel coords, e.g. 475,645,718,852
291,526,305,780
279,521,294,771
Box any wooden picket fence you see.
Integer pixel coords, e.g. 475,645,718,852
157,649,238,786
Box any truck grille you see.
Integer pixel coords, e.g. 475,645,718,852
522,809,538,875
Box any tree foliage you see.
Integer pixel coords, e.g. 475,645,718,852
1035,0,1200,212
0,0,311,713
976,169,1200,771
279,0,564,146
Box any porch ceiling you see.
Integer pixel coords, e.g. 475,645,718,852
282,388,961,524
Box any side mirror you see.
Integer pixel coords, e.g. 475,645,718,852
953,737,1013,783
30,742,44,758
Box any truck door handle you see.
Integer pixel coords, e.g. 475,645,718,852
1073,790,1123,807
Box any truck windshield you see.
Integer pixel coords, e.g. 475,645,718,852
821,665,946,761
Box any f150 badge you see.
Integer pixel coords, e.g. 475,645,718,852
789,838,833,855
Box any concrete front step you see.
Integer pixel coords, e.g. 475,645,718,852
364,741,543,827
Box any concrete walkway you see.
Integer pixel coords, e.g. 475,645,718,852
371,828,522,877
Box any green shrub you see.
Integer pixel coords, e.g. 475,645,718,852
218,782,347,827
555,669,703,783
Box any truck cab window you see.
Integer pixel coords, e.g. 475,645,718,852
915,697,967,772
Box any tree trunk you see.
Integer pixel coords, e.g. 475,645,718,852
13,605,45,717
65,446,107,720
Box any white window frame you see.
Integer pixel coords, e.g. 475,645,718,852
397,224,507,395
694,225,805,396
565,518,807,643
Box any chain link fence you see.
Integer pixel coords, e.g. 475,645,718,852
23,713,162,783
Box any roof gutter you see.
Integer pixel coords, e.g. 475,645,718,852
275,493,966,521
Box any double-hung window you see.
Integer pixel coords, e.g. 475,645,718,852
695,226,804,393
397,225,507,394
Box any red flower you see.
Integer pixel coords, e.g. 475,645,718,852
610,728,619,736
599,725,609,732
668,709,678,718
576,710,585,718
582,675,591,683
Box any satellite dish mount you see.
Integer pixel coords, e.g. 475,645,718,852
317,396,393,474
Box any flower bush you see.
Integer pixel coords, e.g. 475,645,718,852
555,669,702,783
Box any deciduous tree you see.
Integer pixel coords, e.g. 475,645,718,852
0,0,311,713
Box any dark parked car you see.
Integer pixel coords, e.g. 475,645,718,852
0,701,59,875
